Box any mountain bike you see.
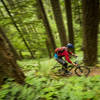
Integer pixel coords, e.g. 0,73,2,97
51,58,90,76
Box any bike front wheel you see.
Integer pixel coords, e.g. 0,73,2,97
75,66,90,76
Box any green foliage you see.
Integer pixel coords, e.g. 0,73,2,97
0,58,100,100
1,75,100,100
0,58,99,100
0,0,48,59
18,58,56,76
0,0,100,99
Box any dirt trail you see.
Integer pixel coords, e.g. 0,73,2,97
88,67,100,76
72,67,100,76
51,67,100,78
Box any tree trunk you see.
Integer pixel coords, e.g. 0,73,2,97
0,27,21,60
65,0,75,52
77,1,82,26
0,29,25,86
19,50,24,59
50,0,68,46
37,0,56,52
45,39,52,58
82,0,99,66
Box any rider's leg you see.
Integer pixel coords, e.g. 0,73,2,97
56,57,66,66
62,64,72,75
56,58,71,74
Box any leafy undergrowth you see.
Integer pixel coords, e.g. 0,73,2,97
0,75,100,100
0,59,100,100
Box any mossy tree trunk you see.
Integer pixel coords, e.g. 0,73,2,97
0,27,21,60
50,0,68,46
0,29,25,86
65,0,75,52
37,0,56,52
45,39,52,58
82,0,99,66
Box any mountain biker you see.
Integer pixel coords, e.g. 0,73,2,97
54,43,78,75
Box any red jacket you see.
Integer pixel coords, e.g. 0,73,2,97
55,47,73,64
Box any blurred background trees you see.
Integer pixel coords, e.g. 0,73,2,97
0,0,100,65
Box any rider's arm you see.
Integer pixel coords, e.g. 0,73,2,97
69,52,77,57
63,51,77,66
65,56,72,64
62,51,72,64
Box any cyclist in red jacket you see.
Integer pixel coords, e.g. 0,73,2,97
54,43,77,75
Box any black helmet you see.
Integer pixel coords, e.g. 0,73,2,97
66,43,74,48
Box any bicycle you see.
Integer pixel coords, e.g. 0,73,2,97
51,58,90,76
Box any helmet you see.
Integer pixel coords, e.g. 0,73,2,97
66,43,74,48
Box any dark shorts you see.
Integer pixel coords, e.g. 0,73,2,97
56,57,68,68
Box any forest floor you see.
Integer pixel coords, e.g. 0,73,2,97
71,67,100,76
51,67,100,78
89,67,100,76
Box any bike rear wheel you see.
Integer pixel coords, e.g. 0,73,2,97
75,66,90,76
